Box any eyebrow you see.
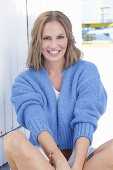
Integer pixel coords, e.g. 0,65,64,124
57,33,66,36
42,33,66,37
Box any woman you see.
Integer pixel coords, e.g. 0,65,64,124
3,11,113,170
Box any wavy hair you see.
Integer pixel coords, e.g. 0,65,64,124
26,11,83,70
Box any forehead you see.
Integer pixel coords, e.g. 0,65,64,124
42,21,66,35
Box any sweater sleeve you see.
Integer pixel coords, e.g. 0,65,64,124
11,73,52,143
71,62,107,146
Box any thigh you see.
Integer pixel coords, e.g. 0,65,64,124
68,147,95,168
83,139,113,170
4,131,55,170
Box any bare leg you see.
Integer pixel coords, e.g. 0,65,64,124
83,139,113,170
3,131,55,170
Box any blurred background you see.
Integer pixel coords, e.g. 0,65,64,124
0,0,113,169
81,0,113,152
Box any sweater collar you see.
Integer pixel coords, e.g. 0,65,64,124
38,66,67,101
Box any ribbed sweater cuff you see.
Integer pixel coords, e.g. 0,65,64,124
24,105,53,143
28,116,53,143
73,123,94,146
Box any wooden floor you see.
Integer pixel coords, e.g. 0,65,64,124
0,163,10,170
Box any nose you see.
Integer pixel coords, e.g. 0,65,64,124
50,40,58,48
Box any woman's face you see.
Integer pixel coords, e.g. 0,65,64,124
41,21,68,64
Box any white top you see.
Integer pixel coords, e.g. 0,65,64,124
53,87,60,100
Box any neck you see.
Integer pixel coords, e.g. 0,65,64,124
44,59,65,76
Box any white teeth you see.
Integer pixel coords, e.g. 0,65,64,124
48,51,59,54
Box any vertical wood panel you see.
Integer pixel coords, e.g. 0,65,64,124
0,137,4,165
0,0,28,166
9,0,28,129
0,91,5,137
0,0,28,134
4,55,13,133
2,136,7,165
0,0,6,137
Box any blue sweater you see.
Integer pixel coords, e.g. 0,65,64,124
11,60,107,149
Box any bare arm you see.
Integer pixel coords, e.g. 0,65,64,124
72,137,90,170
38,131,71,169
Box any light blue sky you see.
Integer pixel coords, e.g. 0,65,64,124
82,0,113,23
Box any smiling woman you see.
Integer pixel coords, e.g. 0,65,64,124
41,21,68,64
41,20,69,91
26,11,82,70
3,10,113,170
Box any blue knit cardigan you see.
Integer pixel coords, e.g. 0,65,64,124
11,60,107,149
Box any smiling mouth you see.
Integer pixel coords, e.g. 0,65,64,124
48,50,61,54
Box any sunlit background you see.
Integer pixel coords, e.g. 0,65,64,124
81,0,113,149
82,0,113,43
0,0,113,169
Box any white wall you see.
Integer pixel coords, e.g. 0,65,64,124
81,45,113,148
27,0,82,47
0,0,28,166
0,0,82,166
82,0,113,23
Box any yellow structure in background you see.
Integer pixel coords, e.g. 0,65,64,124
82,23,113,28
82,22,113,46
81,0,113,46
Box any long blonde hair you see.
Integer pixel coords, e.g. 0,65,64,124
26,11,83,70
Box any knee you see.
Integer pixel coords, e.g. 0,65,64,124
103,139,113,165
107,139,113,153
3,131,26,154
109,139,113,159
106,139,113,167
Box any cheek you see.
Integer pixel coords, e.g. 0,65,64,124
59,38,68,48
61,40,68,49
41,42,48,52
